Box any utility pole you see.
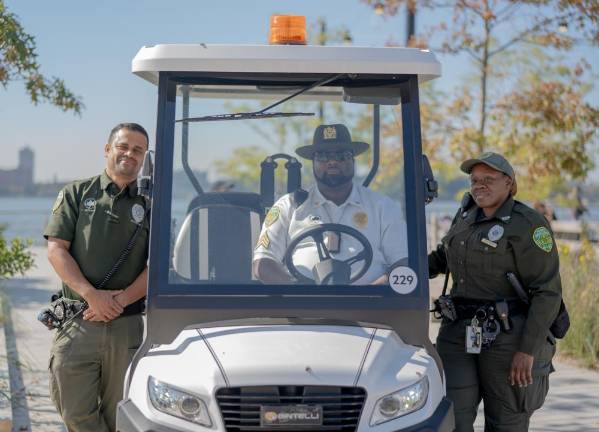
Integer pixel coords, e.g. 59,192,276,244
406,1,416,46
318,18,327,121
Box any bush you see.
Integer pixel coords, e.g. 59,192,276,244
0,225,34,279
557,230,599,368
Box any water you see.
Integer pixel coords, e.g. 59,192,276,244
2,196,598,246
0,197,54,245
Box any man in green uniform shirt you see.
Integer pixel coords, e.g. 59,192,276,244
44,123,150,432
429,152,562,432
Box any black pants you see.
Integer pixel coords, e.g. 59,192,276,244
436,315,555,432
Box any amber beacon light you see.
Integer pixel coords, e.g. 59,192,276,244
269,15,307,45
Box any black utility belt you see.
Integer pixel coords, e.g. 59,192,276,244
122,299,145,316
452,297,527,320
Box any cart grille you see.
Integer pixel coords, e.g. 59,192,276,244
215,385,366,431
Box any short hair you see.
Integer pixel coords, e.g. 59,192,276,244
107,123,149,147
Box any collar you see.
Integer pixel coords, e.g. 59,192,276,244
101,170,138,198
311,182,361,207
465,195,514,225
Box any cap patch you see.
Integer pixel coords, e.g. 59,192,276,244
533,227,553,252
265,206,280,227
323,126,336,140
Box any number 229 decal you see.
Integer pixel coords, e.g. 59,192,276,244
388,266,418,294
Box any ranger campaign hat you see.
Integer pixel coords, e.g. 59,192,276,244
295,124,369,160
460,152,515,179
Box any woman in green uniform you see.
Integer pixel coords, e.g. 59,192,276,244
429,152,562,432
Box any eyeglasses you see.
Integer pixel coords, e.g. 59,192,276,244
470,174,507,187
313,150,354,162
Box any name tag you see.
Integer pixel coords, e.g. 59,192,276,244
481,238,497,248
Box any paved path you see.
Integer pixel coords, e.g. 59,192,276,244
429,277,599,432
0,248,598,431
0,247,65,431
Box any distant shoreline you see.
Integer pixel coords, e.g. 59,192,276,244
0,183,66,198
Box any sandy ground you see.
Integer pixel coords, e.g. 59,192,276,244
0,247,597,431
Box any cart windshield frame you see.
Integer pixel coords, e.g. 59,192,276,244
144,71,431,349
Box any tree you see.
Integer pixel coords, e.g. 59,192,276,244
0,0,83,113
363,0,599,198
0,226,33,279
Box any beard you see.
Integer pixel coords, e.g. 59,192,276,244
114,157,138,177
314,170,353,187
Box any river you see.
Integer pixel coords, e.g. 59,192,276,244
1,196,597,245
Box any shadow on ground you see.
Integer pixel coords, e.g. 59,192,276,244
3,278,57,310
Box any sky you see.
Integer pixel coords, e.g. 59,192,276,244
2,0,598,183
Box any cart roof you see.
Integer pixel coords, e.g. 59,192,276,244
132,44,441,86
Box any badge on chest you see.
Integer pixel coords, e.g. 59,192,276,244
481,224,504,248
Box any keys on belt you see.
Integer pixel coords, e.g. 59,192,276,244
465,306,501,353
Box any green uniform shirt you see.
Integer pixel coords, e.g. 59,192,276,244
44,171,150,301
429,196,562,356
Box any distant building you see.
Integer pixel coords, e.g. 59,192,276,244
0,147,35,195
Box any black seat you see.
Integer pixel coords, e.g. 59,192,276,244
173,192,264,283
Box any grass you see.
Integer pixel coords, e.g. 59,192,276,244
557,232,599,368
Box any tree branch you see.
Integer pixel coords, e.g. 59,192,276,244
488,11,577,58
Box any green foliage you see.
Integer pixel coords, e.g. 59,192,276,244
362,0,599,199
214,146,267,193
0,0,83,114
0,225,34,279
557,233,599,368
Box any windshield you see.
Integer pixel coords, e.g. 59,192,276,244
167,83,408,286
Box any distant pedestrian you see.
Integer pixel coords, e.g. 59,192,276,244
44,123,150,432
573,186,588,220
533,201,557,223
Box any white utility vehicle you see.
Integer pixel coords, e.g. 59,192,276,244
117,16,454,432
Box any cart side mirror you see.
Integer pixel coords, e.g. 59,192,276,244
422,154,438,205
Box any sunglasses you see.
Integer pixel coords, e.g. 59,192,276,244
313,150,354,162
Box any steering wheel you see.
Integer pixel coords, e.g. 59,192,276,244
284,223,373,284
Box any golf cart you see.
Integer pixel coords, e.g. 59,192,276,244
117,19,454,432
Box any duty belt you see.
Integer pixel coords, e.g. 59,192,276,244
452,297,527,320
122,299,144,316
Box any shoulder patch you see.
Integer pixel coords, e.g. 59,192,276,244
265,206,281,227
533,226,553,253
52,190,64,214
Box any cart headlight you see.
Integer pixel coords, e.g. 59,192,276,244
148,376,212,427
370,377,429,426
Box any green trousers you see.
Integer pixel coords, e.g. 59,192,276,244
49,314,143,432
437,315,554,432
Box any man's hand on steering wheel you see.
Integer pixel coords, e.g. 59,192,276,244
284,223,373,285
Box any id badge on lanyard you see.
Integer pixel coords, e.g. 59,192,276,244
466,317,482,354
325,232,341,253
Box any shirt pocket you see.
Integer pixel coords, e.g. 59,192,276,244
472,237,508,275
